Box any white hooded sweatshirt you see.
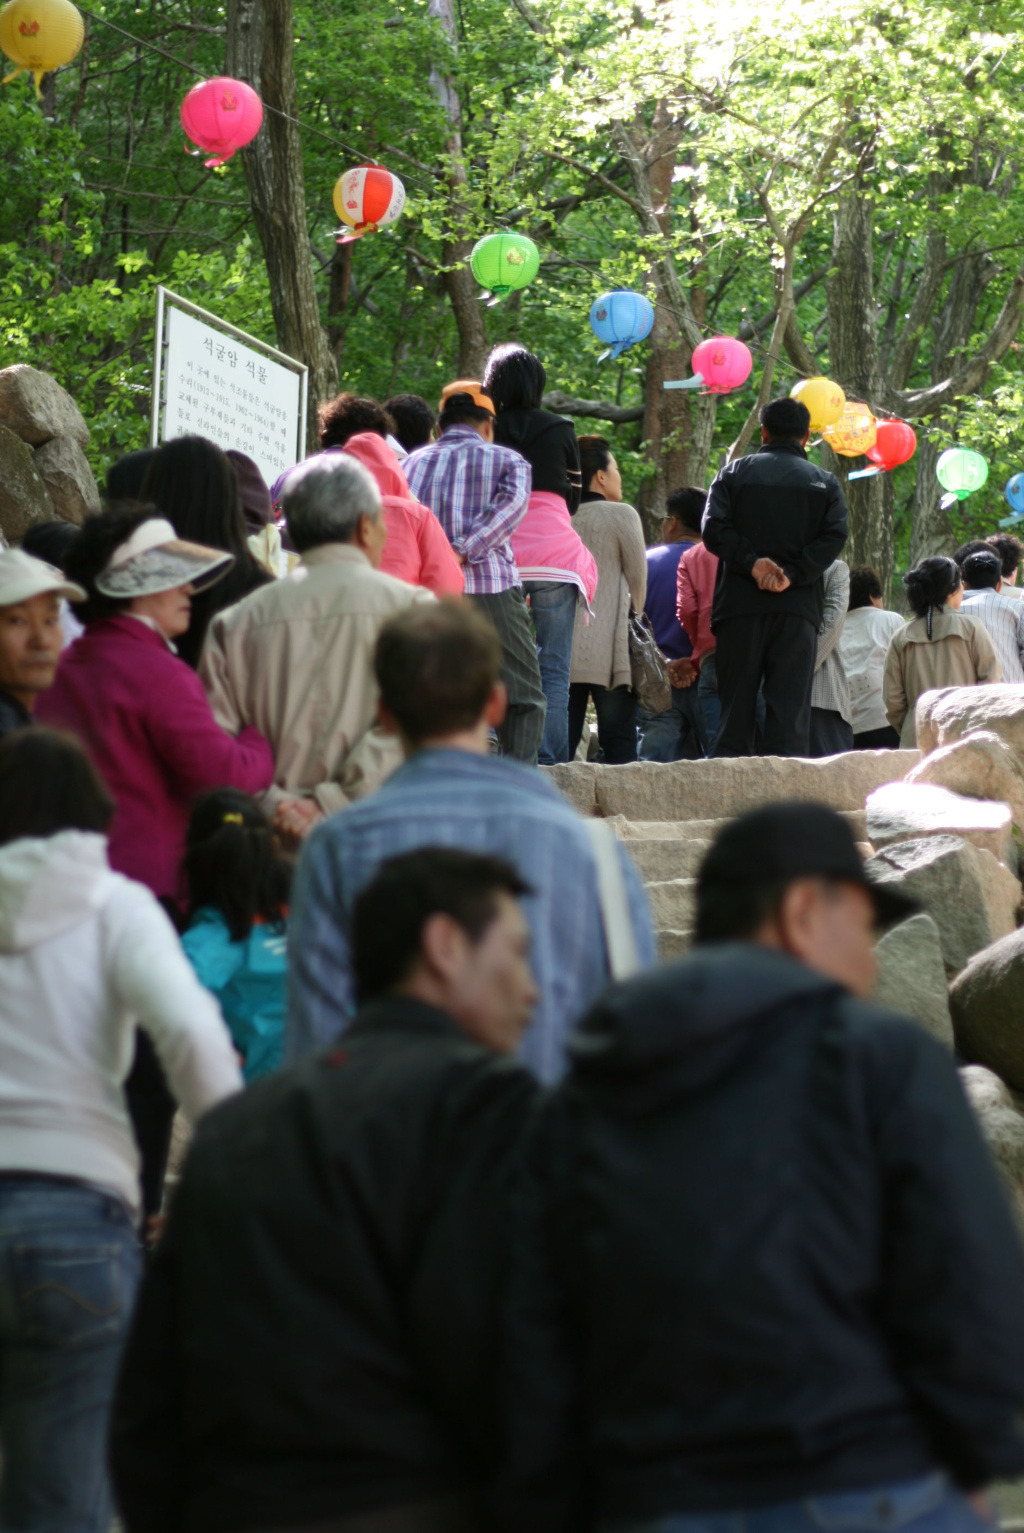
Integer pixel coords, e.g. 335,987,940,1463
0,831,242,1218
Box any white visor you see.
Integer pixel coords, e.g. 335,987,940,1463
95,518,234,599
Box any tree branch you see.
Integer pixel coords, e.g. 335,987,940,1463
901,266,1024,417
888,230,947,388
543,389,644,424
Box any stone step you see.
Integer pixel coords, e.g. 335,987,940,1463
645,878,697,931
609,809,869,844
629,838,712,881
657,928,692,961
544,751,918,821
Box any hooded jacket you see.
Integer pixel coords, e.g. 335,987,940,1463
342,433,464,596
503,945,1024,1531
0,832,241,1218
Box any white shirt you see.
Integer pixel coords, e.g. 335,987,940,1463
960,588,1024,683
839,605,906,734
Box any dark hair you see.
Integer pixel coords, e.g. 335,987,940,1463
384,394,436,454
848,565,883,610
760,397,811,440
183,788,290,943
665,486,707,534
438,396,492,431
318,393,394,450
578,435,613,492
352,846,530,1003
482,344,546,413
987,533,1023,579
374,599,502,743
953,539,991,569
695,879,791,944
904,555,961,622
106,449,156,503
20,520,81,571
962,549,1002,590
0,728,114,846
63,503,160,624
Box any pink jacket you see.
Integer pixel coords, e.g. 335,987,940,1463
38,617,274,904
510,491,599,604
676,540,719,667
342,433,464,597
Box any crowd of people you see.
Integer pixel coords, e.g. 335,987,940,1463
0,353,1021,1533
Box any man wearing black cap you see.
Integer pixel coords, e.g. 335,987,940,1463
504,802,1024,1533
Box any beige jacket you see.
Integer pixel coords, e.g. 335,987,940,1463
201,544,434,814
569,499,648,689
882,604,1000,747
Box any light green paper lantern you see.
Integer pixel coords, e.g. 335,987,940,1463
470,231,540,298
936,447,988,503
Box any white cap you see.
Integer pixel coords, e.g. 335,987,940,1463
95,518,233,599
0,548,85,607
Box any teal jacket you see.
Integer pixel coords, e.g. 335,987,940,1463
181,908,287,1081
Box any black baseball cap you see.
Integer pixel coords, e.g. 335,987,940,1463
698,801,916,928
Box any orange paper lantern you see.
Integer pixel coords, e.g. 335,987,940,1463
822,400,877,458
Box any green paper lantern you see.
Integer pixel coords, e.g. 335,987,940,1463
470,231,540,298
936,447,988,501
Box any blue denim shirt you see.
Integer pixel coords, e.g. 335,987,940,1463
286,749,656,1083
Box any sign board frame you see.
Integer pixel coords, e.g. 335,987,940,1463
150,285,308,486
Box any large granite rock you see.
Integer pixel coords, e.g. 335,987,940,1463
610,810,870,843
916,686,1024,763
0,424,54,542
0,365,89,449
907,729,1024,834
644,877,696,932
866,834,1021,974
865,780,1016,867
617,836,712,882
959,1064,1024,1233
33,436,100,525
950,926,1024,1089
872,912,953,1047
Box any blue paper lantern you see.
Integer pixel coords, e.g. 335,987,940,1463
589,290,654,362
1006,474,1024,516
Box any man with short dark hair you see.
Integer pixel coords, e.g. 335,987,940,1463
287,598,655,1081
960,547,1024,682
988,532,1023,597
405,383,544,764
111,847,539,1533
702,396,848,756
384,393,437,455
639,486,709,761
505,801,1024,1533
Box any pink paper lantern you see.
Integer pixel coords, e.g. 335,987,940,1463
181,76,263,168
690,336,753,394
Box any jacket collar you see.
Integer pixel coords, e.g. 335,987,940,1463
0,688,31,726
758,440,808,460
92,613,174,650
347,995,465,1044
299,544,372,570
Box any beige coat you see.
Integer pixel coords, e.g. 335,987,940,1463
201,544,434,814
882,604,1000,747
569,500,647,689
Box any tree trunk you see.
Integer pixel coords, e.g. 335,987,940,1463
226,0,338,450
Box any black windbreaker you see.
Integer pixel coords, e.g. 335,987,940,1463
502,945,1024,1532
702,441,848,628
492,408,582,514
111,999,537,1533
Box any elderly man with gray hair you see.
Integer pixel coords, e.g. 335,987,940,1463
201,453,434,842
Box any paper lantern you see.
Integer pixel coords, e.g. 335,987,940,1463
180,77,263,168
332,165,405,244
849,417,917,480
589,290,654,363
937,447,988,508
822,400,877,458
0,0,83,94
470,232,540,300
999,474,1024,527
687,336,753,394
790,376,845,433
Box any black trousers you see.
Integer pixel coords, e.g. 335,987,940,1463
809,707,855,758
854,724,901,750
714,612,817,757
568,682,637,764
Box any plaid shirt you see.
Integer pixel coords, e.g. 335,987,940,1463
404,427,531,596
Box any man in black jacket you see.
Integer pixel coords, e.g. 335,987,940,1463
112,847,539,1533
702,396,848,756
504,803,1024,1533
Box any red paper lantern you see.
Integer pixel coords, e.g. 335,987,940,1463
866,418,917,472
332,165,405,243
690,336,753,394
180,77,263,168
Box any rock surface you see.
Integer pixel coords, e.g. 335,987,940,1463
644,877,696,933
872,913,953,1046
916,686,1024,764
0,424,54,542
907,729,1024,835
866,834,1021,974
0,365,90,449
32,436,100,525
950,926,1024,1090
959,1064,1024,1233
865,780,1016,867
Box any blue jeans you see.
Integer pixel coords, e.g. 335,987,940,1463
524,580,579,766
0,1178,142,1533
638,682,707,761
605,1473,992,1533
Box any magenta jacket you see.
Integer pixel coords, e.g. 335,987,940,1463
38,616,274,904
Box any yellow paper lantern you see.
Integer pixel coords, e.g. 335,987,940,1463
822,400,877,458
790,376,846,434
0,0,84,95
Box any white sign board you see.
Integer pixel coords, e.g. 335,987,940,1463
153,291,307,491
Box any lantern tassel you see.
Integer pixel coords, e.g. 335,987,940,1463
334,229,367,246
204,154,230,168
939,492,958,510
848,466,882,480
999,511,1024,528
2,64,25,85
664,373,705,391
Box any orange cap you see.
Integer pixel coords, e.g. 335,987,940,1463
438,379,495,415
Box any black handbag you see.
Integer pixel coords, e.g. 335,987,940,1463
628,611,672,713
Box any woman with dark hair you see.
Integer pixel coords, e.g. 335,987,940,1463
839,565,905,750
0,728,241,1532
141,435,273,667
882,555,1000,746
482,343,597,764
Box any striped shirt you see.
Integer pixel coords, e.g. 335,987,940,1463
960,589,1024,683
404,427,531,596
